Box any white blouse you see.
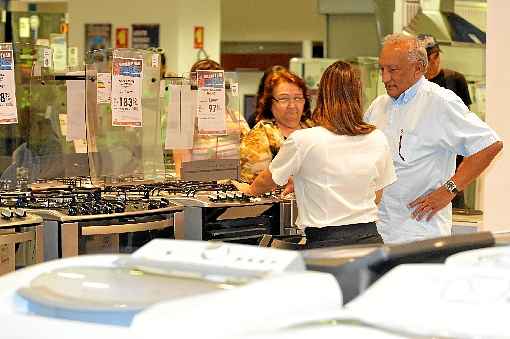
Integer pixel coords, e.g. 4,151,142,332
269,126,396,229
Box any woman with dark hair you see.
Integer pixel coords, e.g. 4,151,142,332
237,61,396,247
240,69,313,183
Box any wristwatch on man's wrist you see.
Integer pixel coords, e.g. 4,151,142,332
444,179,459,195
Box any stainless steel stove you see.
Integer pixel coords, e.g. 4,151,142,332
150,181,284,244
0,185,183,260
0,211,44,275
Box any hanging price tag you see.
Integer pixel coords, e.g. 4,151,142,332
196,70,226,135
230,82,239,97
151,53,159,68
111,57,143,127
43,48,52,68
0,43,18,124
97,72,112,104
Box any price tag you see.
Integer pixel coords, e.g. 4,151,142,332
0,43,18,124
32,62,41,77
230,82,239,97
68,47,79,68
43,48,52,68
151,53,159,68
111,57,143,127
196,70,226,135
97,72,112,104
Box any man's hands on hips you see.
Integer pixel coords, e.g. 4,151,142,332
408,186,456,221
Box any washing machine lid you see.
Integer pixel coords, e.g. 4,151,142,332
17,266,237,312
446,246,510,269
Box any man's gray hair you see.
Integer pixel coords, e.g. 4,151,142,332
383,33,428,71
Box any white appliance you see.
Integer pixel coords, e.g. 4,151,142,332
0,239,342,339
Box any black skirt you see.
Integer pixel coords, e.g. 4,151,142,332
304,221,383,249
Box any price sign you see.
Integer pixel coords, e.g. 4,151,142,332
111,57,143,127
0,43,18,124
96,72,112,104
196,70,226,135
43,48,52,68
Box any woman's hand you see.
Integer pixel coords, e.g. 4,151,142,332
232,180,252,195
282,177,295,198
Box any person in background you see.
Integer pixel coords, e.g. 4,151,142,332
173,59,250,176
418,33,472,209
240,69,313,183
247,65,287,128
237,61,396,248
365,34,502,244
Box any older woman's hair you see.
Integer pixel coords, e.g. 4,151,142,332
252,65,286,125
255,69,311,122
190,59,223,72
313,60,375,136
383,33,428,71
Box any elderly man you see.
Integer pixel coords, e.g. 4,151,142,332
365,34,503,243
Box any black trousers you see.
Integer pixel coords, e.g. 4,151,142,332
304,222,383,249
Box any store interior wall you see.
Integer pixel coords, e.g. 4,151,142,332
67,0,220,75
483,0,509,232
221,0,325,42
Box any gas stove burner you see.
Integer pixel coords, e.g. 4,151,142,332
207,191,252,203
103,184,153,200
151,181,240,197
0,184,171,217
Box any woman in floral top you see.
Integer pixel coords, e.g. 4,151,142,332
240,69,313,183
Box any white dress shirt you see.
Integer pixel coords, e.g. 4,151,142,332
365,76,500,243
269,126,396,229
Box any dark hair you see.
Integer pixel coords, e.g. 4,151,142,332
190,59,223,72
255,69,311,122
313,61,375,136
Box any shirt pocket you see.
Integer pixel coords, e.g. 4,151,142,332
399,131,429,165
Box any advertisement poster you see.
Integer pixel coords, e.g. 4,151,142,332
111,57,143,127
85,23,112,52
196,70,226,135
115,28,129,48
0,44,18,124
131,24,159,49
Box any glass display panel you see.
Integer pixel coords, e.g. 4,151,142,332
85,49,164,186
160,72,242,180
0,43,58,189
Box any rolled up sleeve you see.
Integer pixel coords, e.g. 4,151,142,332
269,136,301,186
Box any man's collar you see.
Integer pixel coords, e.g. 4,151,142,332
391,76,426,106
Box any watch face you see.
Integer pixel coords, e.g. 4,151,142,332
445,180,457,193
